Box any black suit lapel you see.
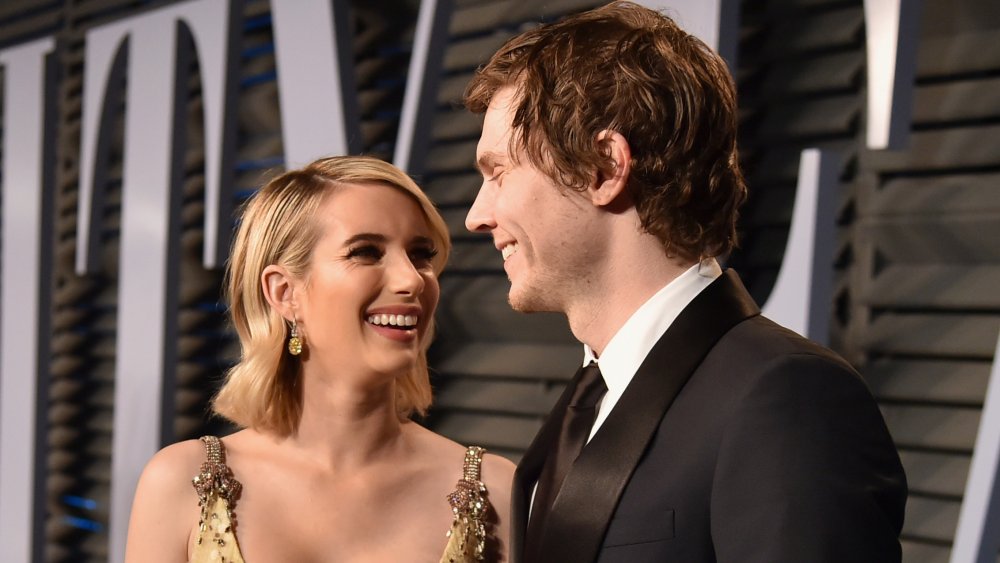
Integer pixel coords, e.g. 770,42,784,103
537,270,760,563
511,363,593,563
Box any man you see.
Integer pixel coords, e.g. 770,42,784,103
463,2,907,562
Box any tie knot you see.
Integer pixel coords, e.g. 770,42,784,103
570,362,606,409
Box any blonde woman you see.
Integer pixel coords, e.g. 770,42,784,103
125,156,514,562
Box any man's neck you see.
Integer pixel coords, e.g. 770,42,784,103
566,251,696,356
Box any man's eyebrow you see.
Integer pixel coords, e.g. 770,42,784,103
476,151,505,176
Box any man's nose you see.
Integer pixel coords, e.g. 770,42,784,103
465,184,496,232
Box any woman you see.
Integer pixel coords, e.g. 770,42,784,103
125,155,514,562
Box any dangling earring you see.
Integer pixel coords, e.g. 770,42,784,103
288,319,303,356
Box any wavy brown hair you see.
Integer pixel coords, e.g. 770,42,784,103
465,1,746,261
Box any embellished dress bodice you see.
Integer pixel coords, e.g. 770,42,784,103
189,436,492,563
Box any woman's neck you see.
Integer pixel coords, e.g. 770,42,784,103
285,366,407,473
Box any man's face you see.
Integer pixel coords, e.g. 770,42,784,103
465,86,594,313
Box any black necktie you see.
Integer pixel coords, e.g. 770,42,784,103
525,361,607,557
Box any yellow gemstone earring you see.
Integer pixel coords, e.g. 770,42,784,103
288,320,303,356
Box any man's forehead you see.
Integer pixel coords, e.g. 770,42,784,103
476,114,511,161
475,86,520,168
481,101,511,138
489,85,518,109
482,86,518,131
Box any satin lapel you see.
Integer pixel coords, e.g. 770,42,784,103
539,270,760,563
511,365,591,563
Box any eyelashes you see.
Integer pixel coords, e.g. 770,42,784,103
346,245,382,260
411,247,439,262
346,244,438,265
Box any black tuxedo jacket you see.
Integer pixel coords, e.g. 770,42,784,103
511,270,907,563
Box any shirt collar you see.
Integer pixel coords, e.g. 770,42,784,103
583,258,723,398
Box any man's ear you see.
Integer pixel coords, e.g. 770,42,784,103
261,264,297,321
590,130,632,207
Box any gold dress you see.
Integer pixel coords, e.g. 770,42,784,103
190,436,492,563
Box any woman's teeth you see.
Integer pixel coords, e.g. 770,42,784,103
367,314,417,328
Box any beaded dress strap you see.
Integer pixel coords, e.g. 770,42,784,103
462,446,484,481
446,446,488,560
202,436,225,464
192,436,242,506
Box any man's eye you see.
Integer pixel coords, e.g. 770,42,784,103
347,245,383,261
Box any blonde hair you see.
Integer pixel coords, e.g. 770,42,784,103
213,155,451,436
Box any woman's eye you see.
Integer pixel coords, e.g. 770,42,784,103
347,245,383,261
410,247,439,266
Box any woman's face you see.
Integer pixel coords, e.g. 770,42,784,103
294,182,441,381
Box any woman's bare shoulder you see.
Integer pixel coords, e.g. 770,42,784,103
403,422,514,482
480,452,515,491
404,421,467,460
142,439,209,485
131,438,210,517
480,452,514,523
396,423,515,562
124,439,208,562
474,449,515,563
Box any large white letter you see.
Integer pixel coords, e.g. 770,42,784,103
271,0,361,166
951,331,1000,563
394,0,454,174
762,149,840,344
74,1,237,559
864,0,922,149
0,36,56,563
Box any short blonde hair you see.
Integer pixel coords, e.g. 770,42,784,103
213,155,451,436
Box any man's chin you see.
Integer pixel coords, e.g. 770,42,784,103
507,284,556,314
507,297,536,313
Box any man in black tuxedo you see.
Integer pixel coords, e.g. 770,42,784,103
463,2,907,562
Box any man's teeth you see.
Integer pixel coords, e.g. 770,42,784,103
367,314,417,328
501,243,519,261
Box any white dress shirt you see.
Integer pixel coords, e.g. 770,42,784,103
584,258,722,442
528,258,722,517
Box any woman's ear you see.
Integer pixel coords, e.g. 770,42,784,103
590,130,632,207
261,264,297,321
